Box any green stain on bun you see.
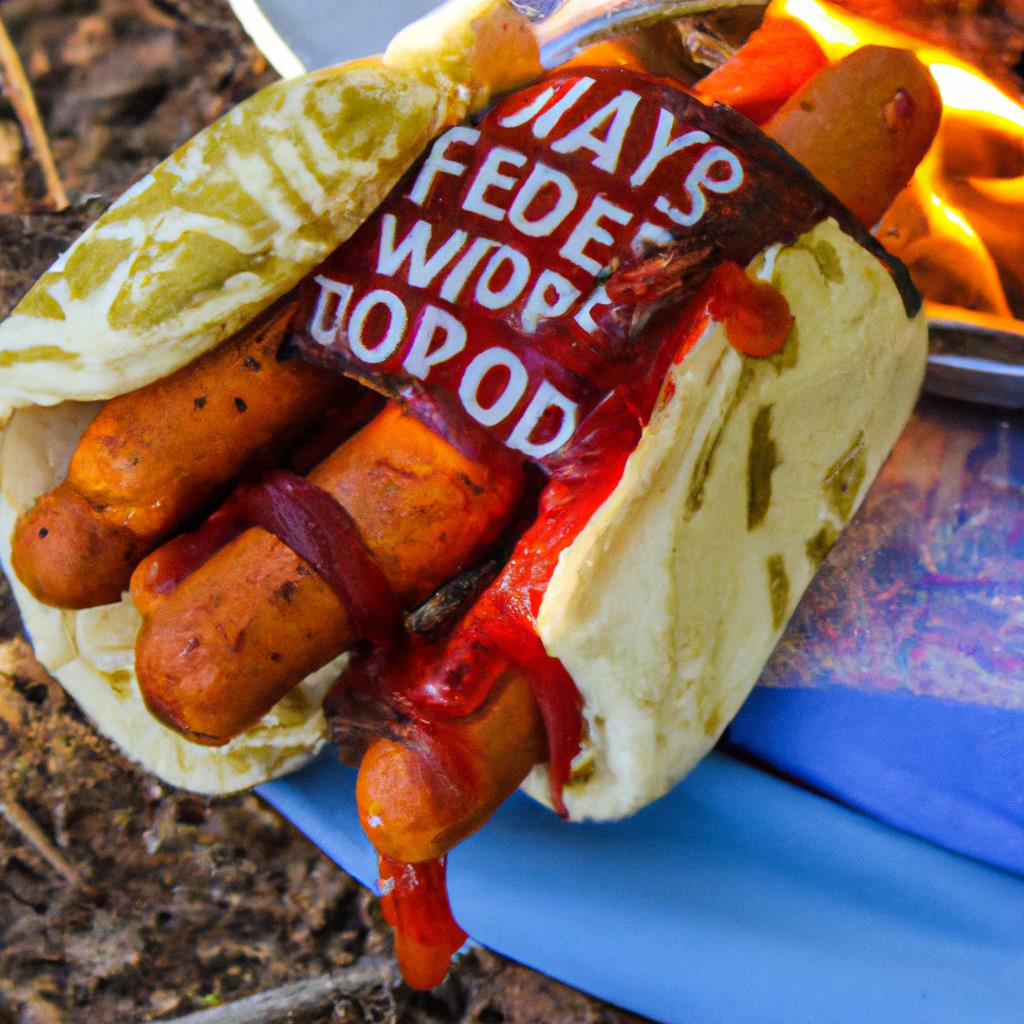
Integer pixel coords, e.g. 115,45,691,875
825,431,867,521
0,346,77,367
769,320,799,372
767,553,790,631
64,238,134,302
15,276,67,320
108,233,253,333
808,238,845,284
748,404,778,530
685,363,754,520
806,523,839,568
686,421,727,520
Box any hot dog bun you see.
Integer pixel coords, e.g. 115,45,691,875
0,0,545,791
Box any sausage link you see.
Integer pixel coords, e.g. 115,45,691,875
357,668,546,864
134,404,525,744
11,297,344,609
11,482,154,610
764,45,942,229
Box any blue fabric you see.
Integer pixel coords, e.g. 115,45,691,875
257,396,1024,1017
728,687,1024,875
260,751,1024,1024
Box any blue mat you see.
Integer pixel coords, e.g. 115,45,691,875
729,396,1024,877
262,397,1024,1021
729,687,1024,875
261,750,1024,1024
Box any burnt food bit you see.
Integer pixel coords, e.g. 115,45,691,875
748,404,779,530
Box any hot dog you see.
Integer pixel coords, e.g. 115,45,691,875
352,40,942,877
693,13,829,123
0,0,939,994
133,41,937,772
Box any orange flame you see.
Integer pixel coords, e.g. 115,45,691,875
775,0,1024,317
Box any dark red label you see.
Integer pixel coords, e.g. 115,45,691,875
295,67,872,466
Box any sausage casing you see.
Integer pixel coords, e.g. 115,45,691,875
134,404,525,743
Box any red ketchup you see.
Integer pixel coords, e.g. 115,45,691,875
378,856,467,990
170,65,907,987
704,260,794,357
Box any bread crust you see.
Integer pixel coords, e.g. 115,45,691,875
529,219,926,820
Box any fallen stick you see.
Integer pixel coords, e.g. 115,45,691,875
0,14,69,211
0,795,97,899
145,958,397,1024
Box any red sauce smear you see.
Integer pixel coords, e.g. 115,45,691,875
378,855,467,990
134,502,248,599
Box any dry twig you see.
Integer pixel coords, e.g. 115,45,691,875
0,13,69,210
0,796,96,898
144,958,396,1024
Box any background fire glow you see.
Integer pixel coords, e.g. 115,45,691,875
777,0,1024,326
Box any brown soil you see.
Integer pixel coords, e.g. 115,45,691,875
0,3,650,1022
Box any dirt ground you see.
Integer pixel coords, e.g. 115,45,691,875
1,2,1022,1022
0,593,647,1024
0,3,652,1022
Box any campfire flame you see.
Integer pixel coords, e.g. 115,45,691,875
776,0,1024,322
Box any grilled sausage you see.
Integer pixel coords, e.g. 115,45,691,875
134,403,526,743
11,297,345,608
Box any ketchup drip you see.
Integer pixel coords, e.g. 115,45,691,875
377,855,467,991
703,261,794,357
